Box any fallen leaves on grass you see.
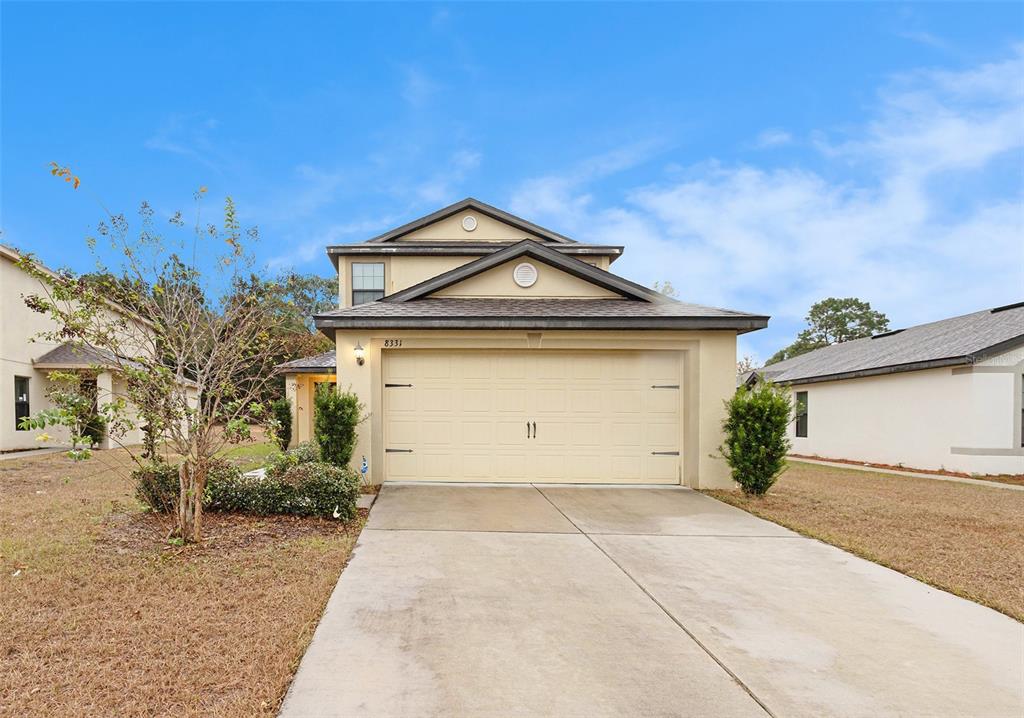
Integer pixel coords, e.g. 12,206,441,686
1,449,367,718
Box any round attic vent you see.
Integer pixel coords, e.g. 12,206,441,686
461,215,478,232
513,262,538,288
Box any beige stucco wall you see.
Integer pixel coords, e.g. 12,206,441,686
1,254,73,450
787,360,1024,476
285,372,337,447
433,259,619,299
401,212,541,242
337,254,611,308
326,329,738,489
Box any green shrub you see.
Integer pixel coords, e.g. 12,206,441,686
313,385,363,468
270,398,292,449
720,381,792,496
264,441,321,480
207,461,359,518
134,459,241,513
133,461,179,512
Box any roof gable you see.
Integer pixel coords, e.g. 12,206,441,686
365,198,577,244
382,240,667,304
433,258,620,299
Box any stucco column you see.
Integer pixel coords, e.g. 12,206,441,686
696,333,737,489
285,375,299,448
95,371,115,450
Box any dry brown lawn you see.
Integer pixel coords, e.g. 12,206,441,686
0,449,366,717
708,460,1024,622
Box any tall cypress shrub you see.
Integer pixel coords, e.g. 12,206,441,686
720,381,792,495
313,384,363,468
270,397,292,450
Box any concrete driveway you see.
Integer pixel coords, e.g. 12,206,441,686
280,485,1024,718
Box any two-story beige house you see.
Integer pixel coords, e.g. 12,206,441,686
277,199,768,488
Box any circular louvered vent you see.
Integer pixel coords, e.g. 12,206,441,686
461,215,478,232
513,262,538,288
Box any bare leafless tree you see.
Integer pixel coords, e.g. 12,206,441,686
20,172,287,542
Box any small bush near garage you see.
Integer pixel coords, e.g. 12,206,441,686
208,461,360,518
264,441,322,479
313,384,363,468
269,397,292,449
134,459,243,512
720,381,792,496
134,451,356,519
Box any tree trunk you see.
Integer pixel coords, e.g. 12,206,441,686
176,459,207,542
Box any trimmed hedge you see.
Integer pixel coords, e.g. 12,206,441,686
133,447,359,520
208,462,360,518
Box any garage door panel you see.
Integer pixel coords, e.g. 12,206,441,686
570,389,602,413
495,389,526,413
383,350,680,484
646,390,679,413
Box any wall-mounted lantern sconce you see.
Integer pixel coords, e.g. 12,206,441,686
354,342,366,366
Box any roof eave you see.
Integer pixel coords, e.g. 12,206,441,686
313,315,769,332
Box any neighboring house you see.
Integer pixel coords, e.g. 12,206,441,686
278,198,768,488
1,245,153,452
746,303,1024,476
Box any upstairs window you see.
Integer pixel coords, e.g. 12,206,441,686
352,263,385,305
14,376,30,430
795,391,809,438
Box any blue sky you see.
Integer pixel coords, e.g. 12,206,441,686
2,2,1022,361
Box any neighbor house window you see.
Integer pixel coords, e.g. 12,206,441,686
795,391,808,438
14,376,30,430
352,262,384,305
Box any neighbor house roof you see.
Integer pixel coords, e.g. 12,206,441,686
33,342,200,387
274,350,337,374
751,302,1024,386
33,342,141,370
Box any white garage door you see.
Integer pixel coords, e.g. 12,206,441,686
383,350,681,484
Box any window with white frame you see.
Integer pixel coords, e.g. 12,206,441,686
14,376,30,430
795,391,808,438
351,263,384,305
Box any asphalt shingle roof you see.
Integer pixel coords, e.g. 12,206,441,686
314,297,767,332
274,350,337,373
756,303,1024,385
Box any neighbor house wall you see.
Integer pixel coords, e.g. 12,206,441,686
0,254,72,450
332,329,738,489
788,362,1024,476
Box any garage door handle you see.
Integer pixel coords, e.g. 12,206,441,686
532,421,536,439
526,421,530,438
385,448,413,453
651,384,679,389
651,451,679,456
385,383,413,388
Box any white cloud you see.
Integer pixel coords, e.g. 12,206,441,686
506,47,1024,356
266,215,399,271
754,129,793,148
400,65,439,107
414,149,482,204
144,113,223,170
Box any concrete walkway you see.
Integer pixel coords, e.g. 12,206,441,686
0,447,66,461
280,484,1024,718
790,456,1024,491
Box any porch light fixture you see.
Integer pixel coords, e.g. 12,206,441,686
354,342,365,366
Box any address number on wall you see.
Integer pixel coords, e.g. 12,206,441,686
383,339,403,348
